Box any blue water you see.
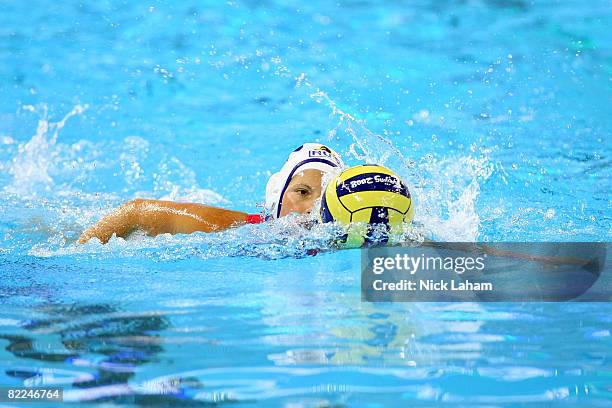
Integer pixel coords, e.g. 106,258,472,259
1,0,611,406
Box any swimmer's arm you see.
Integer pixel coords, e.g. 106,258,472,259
420,241,593,269
78,199,249,244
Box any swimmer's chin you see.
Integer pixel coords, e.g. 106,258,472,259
275,212,319,229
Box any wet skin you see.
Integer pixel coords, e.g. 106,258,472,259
278,169,324,217
79,169,326,244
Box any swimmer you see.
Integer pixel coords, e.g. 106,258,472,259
78,143,344,244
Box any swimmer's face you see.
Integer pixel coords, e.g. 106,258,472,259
279,169,324,217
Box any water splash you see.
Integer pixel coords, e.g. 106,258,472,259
275,61,493,241
1,105,233,257
9,58,495,260
5,104,87,197
28,213,344,260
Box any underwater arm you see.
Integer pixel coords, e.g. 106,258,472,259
420,241,595,270
78,199,249,244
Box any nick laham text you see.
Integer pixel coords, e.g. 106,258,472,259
373,279,494,292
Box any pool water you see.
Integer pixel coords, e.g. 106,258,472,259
1,0,611,406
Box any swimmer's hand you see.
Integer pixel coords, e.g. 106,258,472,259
78,199,250,244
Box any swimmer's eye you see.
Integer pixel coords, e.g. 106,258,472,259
294,187,312,197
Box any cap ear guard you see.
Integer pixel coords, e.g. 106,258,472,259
265,171,284,218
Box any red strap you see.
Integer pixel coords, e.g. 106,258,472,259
246,214,265,224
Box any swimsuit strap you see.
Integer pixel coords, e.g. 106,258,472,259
246,214,265,224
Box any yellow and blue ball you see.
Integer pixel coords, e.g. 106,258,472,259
320,164,415,247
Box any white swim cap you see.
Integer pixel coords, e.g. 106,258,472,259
265,143,344,219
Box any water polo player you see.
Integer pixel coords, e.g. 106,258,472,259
78,143,345,244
